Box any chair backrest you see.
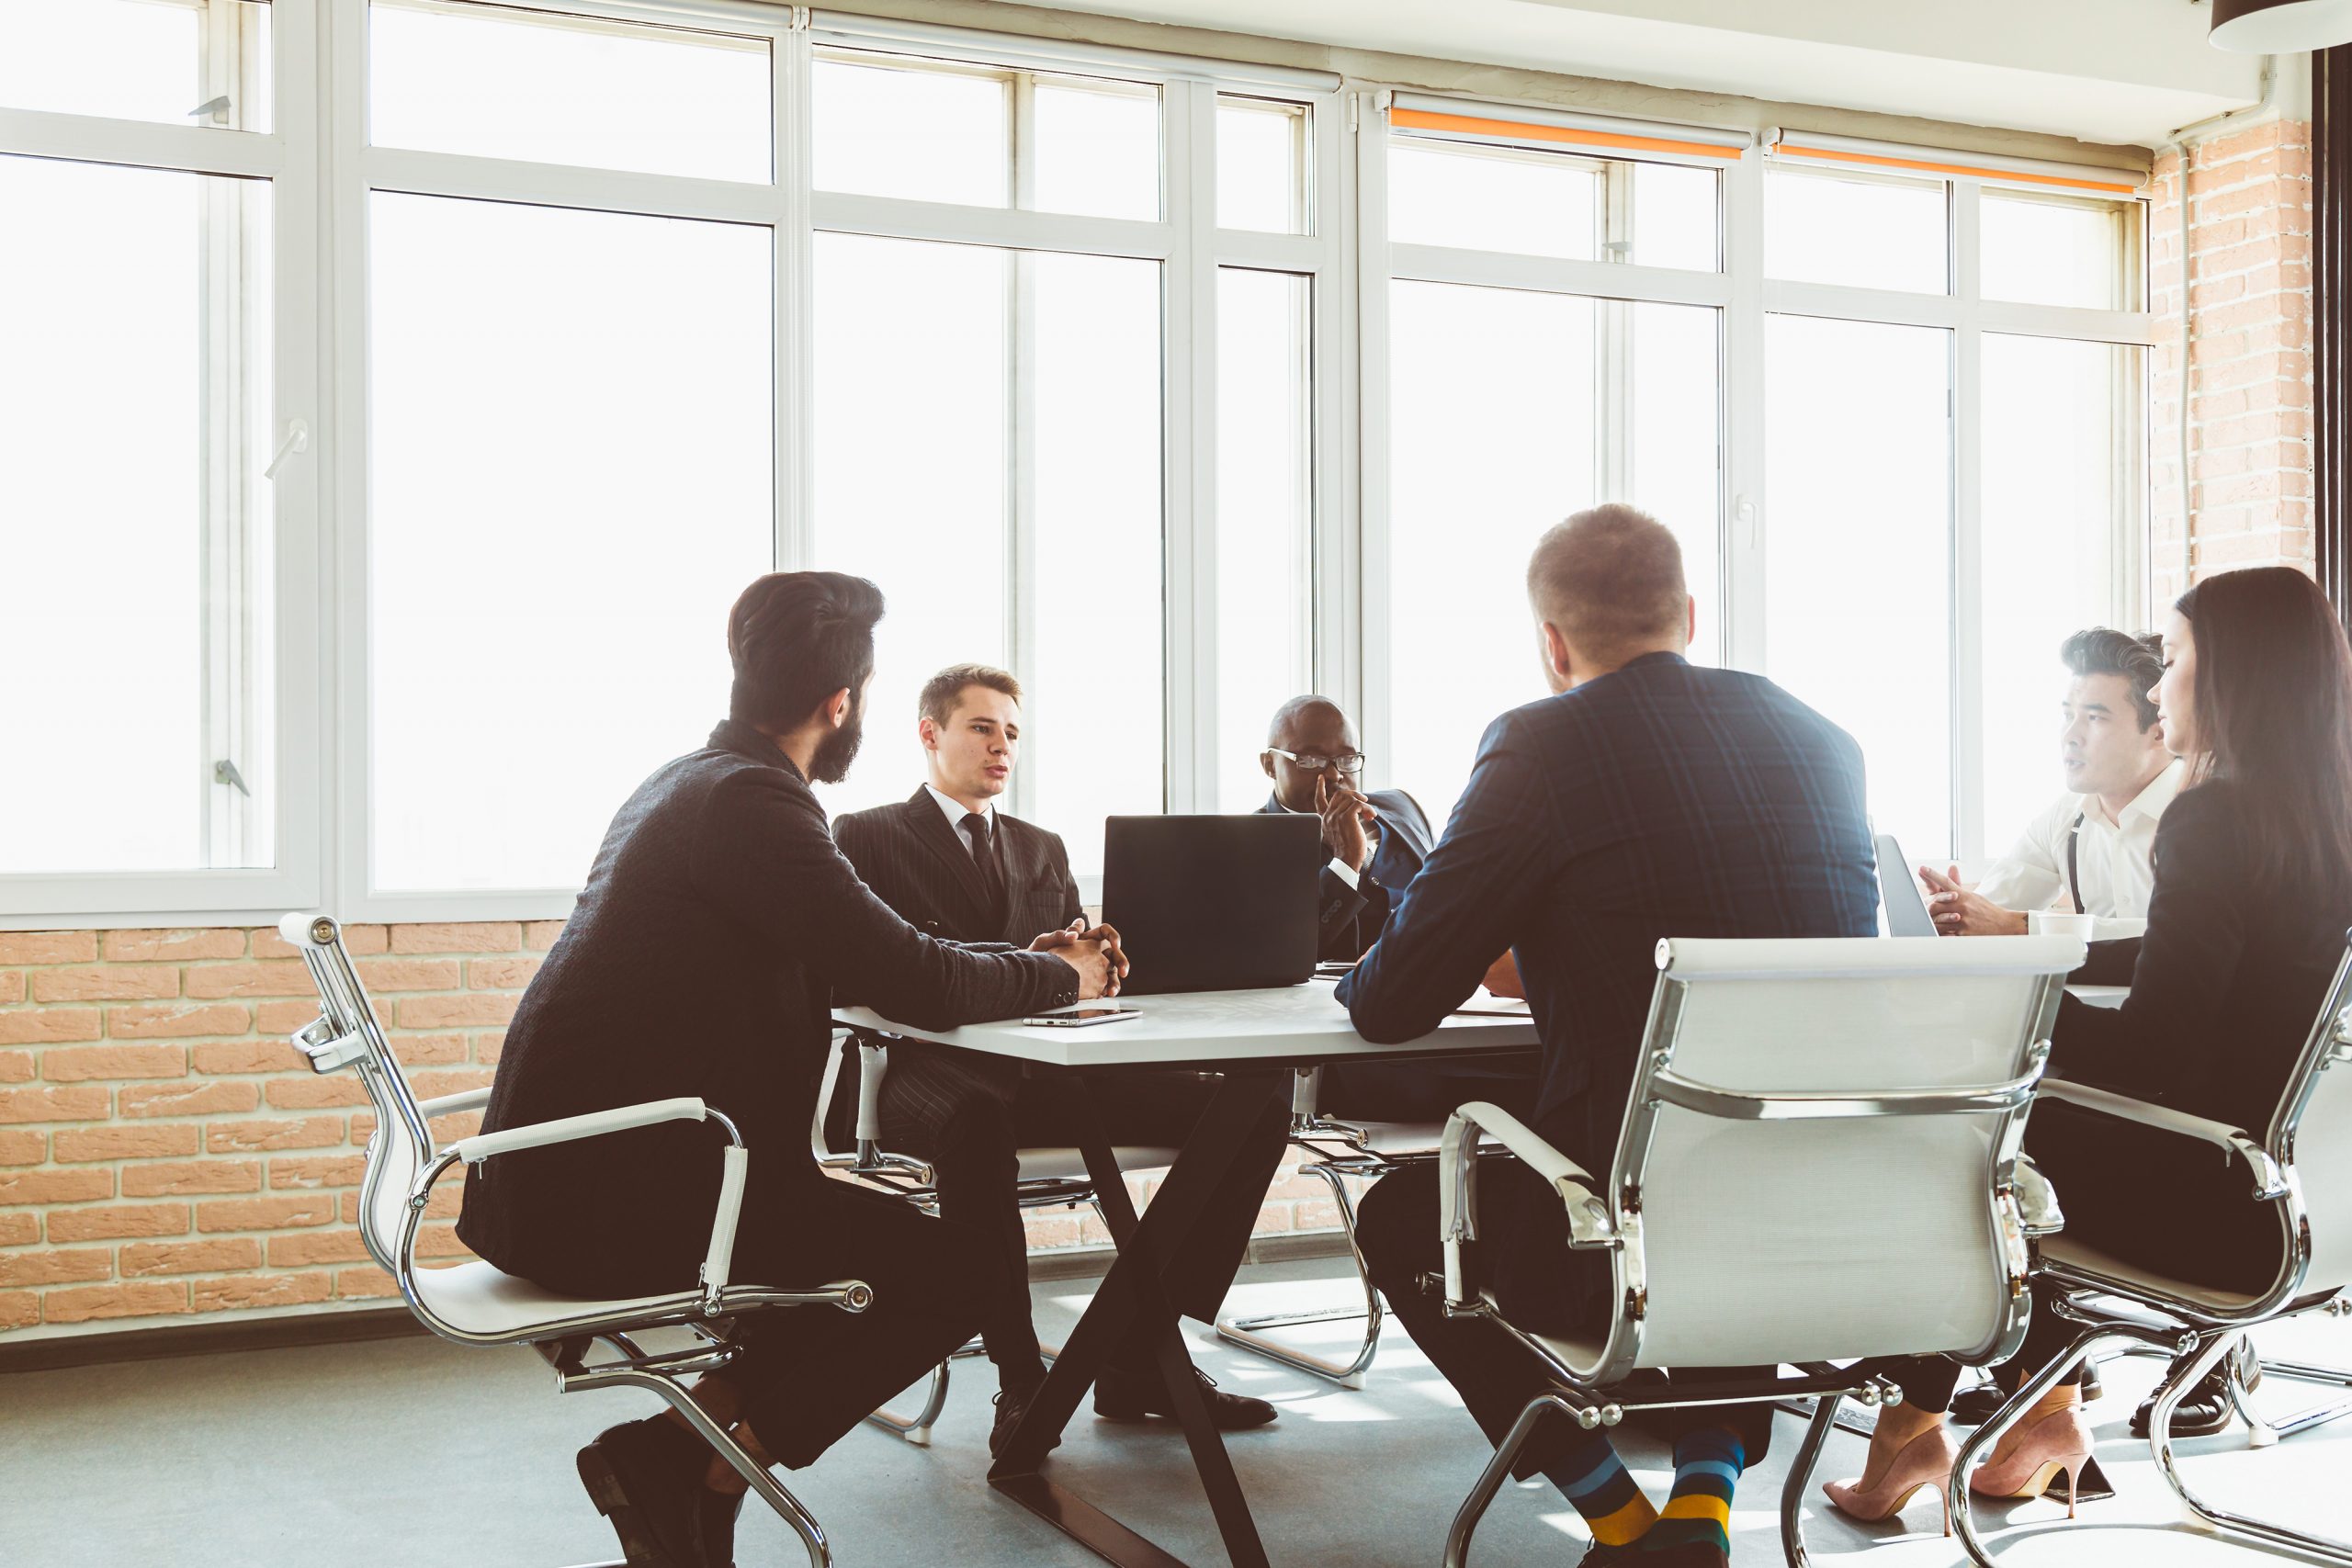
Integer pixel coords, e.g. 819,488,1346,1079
277,913,435,1275
1590,934,2079,1382
2272,934,2352,1303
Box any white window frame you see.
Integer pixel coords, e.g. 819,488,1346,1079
1355,98,2154,866
0,0,324,927
0,1,2160,926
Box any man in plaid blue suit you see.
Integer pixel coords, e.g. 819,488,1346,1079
1343,504,1877,1567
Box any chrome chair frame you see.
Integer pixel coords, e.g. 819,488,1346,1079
1951,934,2352,1568
284,913,871,1568
1433,936,2075,1568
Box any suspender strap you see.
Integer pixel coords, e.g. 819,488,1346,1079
2064,812,2086,915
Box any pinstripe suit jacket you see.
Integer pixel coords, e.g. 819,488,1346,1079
1339,653,1878,1166
824,789,1085,1150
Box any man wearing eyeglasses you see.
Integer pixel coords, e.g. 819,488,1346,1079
1257,695,1434,964
1257,696,1532,1122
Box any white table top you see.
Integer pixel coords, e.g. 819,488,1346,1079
833,979,1540,1068
2070,985,2128,1009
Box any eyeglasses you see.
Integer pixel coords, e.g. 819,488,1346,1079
1268,748,1366,779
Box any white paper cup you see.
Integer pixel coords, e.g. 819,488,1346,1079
2028,909,2098,942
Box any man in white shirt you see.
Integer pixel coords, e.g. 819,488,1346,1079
1926,627,2182,940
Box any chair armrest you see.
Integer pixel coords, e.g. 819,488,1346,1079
441,1097,752,1310
1438,1101,1613,1309
417,1087,492,1119
2041,1077,2289,1200
448,1097,710,1165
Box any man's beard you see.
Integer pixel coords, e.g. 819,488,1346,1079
808,703,865,784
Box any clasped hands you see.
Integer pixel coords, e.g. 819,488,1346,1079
1031,919,1131,999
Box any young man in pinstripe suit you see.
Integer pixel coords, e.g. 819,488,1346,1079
830,665,1289,1455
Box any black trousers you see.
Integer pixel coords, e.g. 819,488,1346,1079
865,1041,1291,1387
535,1160,1001,1472
1356,1158,1777,1480
1862,1100,2290,1413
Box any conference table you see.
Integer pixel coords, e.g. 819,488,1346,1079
832,977,2126,1568
833,980,1539,1568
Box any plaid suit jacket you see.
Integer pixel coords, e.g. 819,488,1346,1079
1338,653,1877,1167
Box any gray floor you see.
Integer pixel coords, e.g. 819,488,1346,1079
4,1257,2348,1567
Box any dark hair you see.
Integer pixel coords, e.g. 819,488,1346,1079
919,663,1023,725
726,571,885,732
2174,567,2352,903
2060,626,2164,731
1525,504,1688,665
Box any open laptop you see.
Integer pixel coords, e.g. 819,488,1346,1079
1876,833,1939,938
1101,815,1324,994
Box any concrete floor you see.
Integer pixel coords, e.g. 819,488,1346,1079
4,1257,2348,1567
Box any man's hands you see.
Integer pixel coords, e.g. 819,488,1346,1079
1481,951,1524,999
1032,918,1131,1000
1316,773,1379,873
1919,864,2029,937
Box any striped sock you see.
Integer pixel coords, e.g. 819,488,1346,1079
1642,1427,1744,1554
1541,1430,1657,1547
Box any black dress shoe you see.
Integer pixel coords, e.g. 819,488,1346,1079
577,1416,713,1568
1093,1364,1278,1428
2132,1359,2246,1438
989,1384,1065,1460
1626,1543,1726,1567
1576,1541,1640,1565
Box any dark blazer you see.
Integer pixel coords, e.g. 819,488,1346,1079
823,789,1084,1153
1338,653,1878,1168
834,787,1084,948
457,721,1079,1288
2052,778,2348,1134
1256,788,1435,961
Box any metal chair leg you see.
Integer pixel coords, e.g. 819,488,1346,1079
1777,1395,1845,1568
1951,1324,2162,1568
580,1364,832,1568
1442,1393,1585,1568
865,1357,953,1447
1216,1163,1384,1387
2237,1346,2352,1445
2149,1330,2352,1565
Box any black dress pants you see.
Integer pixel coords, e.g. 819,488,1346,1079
869,1042,1292,1387
1356,1158,1777,1480
528,1158,1001,1472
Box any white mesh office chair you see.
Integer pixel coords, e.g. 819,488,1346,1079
813,1030,1180,1445
1432,934,2083,1568
1951,931,2352,1567
282,914,872,1568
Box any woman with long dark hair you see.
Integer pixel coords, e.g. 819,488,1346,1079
1825,565,2352,1529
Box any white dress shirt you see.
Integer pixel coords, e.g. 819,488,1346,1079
1973,759,2185,940
925,784,994,858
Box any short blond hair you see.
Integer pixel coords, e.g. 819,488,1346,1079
1525,504,1688,665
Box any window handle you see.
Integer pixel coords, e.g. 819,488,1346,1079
214,760,252,797
189,95,232,124
265,418,309,480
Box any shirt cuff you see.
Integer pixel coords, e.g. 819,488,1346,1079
1327,855,1362,890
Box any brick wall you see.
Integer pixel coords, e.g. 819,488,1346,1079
0,922,1346,1340
2150,116,2316,601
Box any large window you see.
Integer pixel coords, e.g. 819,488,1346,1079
0,1,2149,925
0,0,307,915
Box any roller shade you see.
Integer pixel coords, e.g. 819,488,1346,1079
1767,130,2145,197
1388,92,1751,164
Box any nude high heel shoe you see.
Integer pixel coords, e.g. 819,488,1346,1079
1968,1404,2095,1519
1823,1424,1959,1535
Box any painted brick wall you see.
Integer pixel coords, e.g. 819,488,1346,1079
0,922,1346,1339
2150,117,2316,602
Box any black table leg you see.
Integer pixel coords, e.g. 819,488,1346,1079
989,1068,1283,1568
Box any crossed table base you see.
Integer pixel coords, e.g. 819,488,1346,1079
834,985,1538,1568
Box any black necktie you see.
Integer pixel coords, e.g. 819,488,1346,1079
962,812,1005,913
